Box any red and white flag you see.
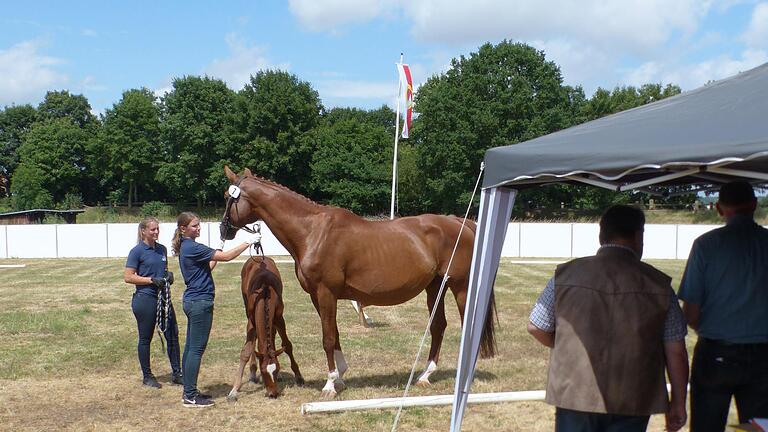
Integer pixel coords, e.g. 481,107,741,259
397,63,413,139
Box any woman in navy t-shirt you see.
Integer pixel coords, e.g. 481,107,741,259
124,216,181,388
171,211,260,407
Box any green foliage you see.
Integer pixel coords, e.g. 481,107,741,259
236,70,323,194
57,192,83,210
157,76,238,206
100,88,162,207
414,41,585,214
309,119,392,214
37,90,99,131
10,163,53,210
0,104,38,179
16,118,92,203
140,200,170,217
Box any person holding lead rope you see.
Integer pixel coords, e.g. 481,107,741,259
124,216,182,389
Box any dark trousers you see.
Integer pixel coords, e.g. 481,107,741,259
555,407,650,432
131,292,181,379
182,299,214,399
690,338,768,432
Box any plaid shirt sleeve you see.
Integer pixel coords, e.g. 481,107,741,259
663,290,688,342
529,277,556,332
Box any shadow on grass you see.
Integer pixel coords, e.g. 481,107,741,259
203,368,497,398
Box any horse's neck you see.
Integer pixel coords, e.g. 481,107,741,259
250,183,320,258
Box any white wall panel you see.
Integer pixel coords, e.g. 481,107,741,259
643,224,678,259
500,223,520,257
58,224,108,257
572,224,600,257
520,223,571,257
107,224,139,257
7,225,57,258
0,225,7,259
676,225,719,259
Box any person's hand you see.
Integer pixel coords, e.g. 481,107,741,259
244,232,262,245
216,239,225,250
165,271,174,286
665,401,687,431
150,277,166,288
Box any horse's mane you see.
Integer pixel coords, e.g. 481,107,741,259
246,174,325,208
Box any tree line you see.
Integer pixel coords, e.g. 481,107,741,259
0,41,687,217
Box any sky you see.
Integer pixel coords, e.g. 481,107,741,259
2,0,768,115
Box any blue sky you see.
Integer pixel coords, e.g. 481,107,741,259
2,0,768,114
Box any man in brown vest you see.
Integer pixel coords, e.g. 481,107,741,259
528,205,689,431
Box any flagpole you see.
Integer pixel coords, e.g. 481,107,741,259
390,53,403,220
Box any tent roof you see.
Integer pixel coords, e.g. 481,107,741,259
482,62,768,194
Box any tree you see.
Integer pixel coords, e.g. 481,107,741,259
16,118,92,203
10,162,53,210
237,70,323,194
100,88,162,207
158,76,238,206
414,41,585,214
0,104,38,179
309,118,392,214
37,90,99,131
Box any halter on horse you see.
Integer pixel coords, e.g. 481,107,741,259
220,166,497,398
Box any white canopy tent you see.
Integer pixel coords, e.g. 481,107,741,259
449,62,768,430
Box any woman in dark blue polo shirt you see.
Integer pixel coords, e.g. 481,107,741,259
124,216,181,389
171,211,260,408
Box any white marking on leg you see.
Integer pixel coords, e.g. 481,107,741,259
322,369,339,394
266,363,277,382
334,350,348,378
416,360,438,384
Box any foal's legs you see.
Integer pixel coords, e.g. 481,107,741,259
274,309,304,385
228,321,257,401
417,279,448,385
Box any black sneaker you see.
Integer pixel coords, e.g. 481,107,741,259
171,373,183,385
183,395,214,408
143,375,161,389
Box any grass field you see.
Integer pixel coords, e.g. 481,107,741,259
0,257,733,431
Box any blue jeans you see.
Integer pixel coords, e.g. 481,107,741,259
555,407,650,432
182,299,214,399
690,338,768,432
131,292,181,379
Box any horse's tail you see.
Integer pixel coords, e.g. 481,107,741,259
479,288,497,358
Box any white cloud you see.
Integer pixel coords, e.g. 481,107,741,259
203,33,288,90
624,49,768,90
0,39,68,107
288,0,385,32
742,2,768,49
315,79,394,99
81,28,98,37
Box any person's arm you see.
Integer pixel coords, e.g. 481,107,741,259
527,322,555,348
210,232,262,264
682,302,701,331
663,340,689,432
124,267,153,285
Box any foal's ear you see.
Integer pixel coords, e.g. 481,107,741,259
224,165,237,182
243,167,253,177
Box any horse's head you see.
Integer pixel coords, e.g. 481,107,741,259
220,166,261,240
258,349,284,398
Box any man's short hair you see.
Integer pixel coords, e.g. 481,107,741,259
599,205,645,243
718,181,756,207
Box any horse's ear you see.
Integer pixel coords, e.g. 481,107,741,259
243,167,253,177
224,165,237,183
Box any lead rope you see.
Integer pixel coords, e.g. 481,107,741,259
155,278,171,352
391,163,485,432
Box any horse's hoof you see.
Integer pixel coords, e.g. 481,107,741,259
320,389,337,399
296,376,305,386
267,392,279,399
416,378,431,387
249,376,260,384
226,393,238,402
334,380,346,393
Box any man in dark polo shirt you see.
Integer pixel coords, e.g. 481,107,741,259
679,181,768,431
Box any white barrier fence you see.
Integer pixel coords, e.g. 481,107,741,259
0,222,723,260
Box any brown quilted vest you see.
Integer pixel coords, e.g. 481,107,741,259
545,246,672,415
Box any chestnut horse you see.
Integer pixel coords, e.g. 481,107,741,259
221,167,496,398
227,256,303,400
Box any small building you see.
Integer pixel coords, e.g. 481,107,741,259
0,209,85,225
